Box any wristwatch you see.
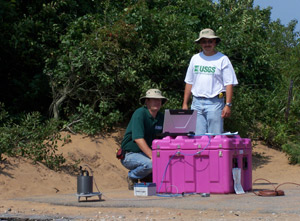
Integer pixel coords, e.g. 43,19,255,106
226,103,232,107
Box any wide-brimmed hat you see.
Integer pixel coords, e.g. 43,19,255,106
140,89,168,105
194,28,221,43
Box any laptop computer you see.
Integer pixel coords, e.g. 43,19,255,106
161,109,197,137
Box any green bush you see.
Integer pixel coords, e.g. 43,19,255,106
282,142,300,165
1,0,300,165
68,103,123,135
224,86,267,139
0,107,69,169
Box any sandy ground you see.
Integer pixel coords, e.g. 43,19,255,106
1,129,300,220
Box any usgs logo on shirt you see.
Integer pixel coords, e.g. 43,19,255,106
194,65,216,74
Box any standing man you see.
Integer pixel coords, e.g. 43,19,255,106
121,89,168,190
182,28,238,135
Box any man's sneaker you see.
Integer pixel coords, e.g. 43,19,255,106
127,176,138,190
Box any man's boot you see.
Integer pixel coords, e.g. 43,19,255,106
127,176,138,190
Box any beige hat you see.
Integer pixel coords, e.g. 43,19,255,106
194,28,221,43
140,89,168,105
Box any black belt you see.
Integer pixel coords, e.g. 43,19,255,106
195,92,225,99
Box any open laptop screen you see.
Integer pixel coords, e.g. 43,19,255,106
162,109,197,136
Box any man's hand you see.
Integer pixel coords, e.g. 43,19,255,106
182,83,192,110
221,105,231,118
182,104,189,110
222,84,233,118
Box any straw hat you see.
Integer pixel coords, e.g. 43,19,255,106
140,89,168,105
194,28,221,43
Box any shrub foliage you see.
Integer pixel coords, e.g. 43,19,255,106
1,0,299,166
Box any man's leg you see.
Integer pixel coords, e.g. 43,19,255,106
191,97,207,135
121,152,152,190
206,97,224,134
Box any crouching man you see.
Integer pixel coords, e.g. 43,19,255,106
120,89,168,190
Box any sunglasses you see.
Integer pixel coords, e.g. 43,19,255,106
200,39,215,44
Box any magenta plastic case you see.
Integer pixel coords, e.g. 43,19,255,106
152,135,252,194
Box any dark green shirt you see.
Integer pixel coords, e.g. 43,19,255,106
121,106,164,153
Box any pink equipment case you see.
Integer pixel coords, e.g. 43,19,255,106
152,135,252,194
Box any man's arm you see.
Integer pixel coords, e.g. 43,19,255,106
182,83,192,109
135,138,152,159
221,84,233,118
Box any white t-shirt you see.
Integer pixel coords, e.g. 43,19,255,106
184,52,238,98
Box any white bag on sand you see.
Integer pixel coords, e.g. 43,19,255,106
232,168,245,194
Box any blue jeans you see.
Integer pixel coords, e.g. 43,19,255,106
121,152,152,179
191,96,224,135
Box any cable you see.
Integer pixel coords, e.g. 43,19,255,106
156,152,179,197
80,134,214,199
156,135,212,197
82,164,101,193
252,178,300,197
